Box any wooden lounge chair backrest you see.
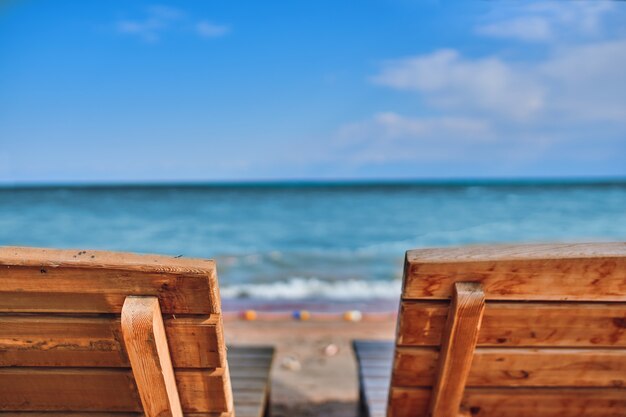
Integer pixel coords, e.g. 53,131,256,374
0,246,233,417
389,243,626,417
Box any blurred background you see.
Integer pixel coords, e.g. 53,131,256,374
1,0,625,306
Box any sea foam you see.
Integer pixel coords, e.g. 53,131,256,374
220,277,402,300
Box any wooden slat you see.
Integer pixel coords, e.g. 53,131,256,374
0,368,230,412
403,243,626,301
0,414,143,417
0,411,232,417
228,345,274,417
427,283,485,417
0,315,224,368
393,347,626,387
398,301,626,347
389,387,626,417
0,247,219,314
0,414,232,417
353,341,394,417
0,247,216,271
121,297,184,417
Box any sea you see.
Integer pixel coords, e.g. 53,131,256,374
1,181,625,308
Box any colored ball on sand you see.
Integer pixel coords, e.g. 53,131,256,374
242,310,257,321
343,310,363,322
293,310,311,321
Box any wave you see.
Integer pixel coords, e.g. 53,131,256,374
220,277,402,300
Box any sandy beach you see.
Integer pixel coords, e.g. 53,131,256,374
224,317,397,417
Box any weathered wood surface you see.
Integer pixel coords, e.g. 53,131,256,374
0,407,238,417
0,368,230,412
389,387,626,417
228,346,275,417
353,340,393,417
428,283,485,417
0,314,224,368
0,247,252,415
0,247,217,272
393,347,626,387
403,243,626,301
356,340,626,417
0,407,232,417
0,247,219,314
398,301,626,347
121,297,184,417
377,243,626,417
0,345,273,417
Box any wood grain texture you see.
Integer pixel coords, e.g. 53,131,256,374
427,283,485,417
406,243,626,263
392,347,626,387
389,387,626,417
353,340,394,417
0,315,224,368
384,243,626,417
398,301,626,347
227,346,275,417
121,297,183,417
0,247,219,313
0,409,261,417
0,314,226,368
0,246,216,273
403,243,626,301
0,368,230,412
0,246,245,416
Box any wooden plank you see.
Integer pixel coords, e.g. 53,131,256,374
389,387,626,417
0,247,217,274
229,345,274,417
403,243,626,301
393,347,626,387
0,414,232,417
0,368,230,412
398,301,626,347
121,297,183,417
0,414,143,417
353,341,393,417
0,368,142,411
0,315,224,368
427,282,485,417
226,346,274,358
0,247,219,314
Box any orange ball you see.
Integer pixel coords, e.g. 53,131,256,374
242,310,257,321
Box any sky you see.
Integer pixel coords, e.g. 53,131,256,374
1,0,625,183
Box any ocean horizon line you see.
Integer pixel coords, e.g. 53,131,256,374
2,176,626,190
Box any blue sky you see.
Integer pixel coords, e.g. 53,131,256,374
1,0,625,183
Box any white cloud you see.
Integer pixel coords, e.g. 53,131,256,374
338,112,492,144
345,2,626,169
116,5,183,42
335,112,495,164
541,39,626,123
477,16,552,42
371,38,626,125
196,21,230,38
476,1,614,42
115,5,229,42
372,49,545,120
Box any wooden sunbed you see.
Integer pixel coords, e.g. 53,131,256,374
355,243,626,417
0,247,274,417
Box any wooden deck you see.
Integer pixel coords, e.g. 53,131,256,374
229,346,274,417
353,340,394,417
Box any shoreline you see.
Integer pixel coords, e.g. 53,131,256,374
222,297,399,313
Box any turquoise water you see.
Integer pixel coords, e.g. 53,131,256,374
1,181,625,300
